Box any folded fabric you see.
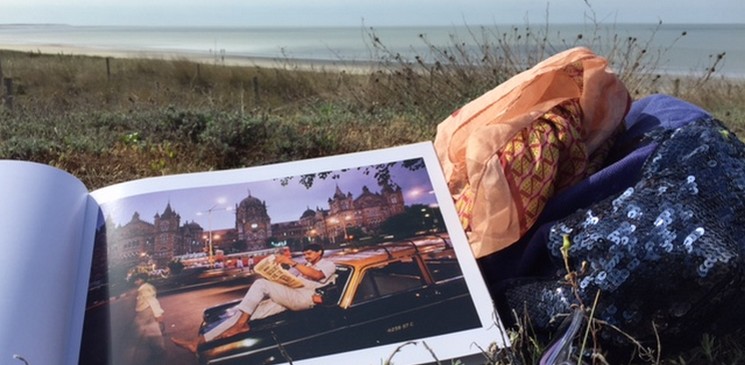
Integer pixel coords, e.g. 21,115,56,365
434,47,630,257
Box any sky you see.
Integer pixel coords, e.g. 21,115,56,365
100,161,438,231
1,0,743,27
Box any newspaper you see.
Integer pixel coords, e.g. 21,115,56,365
254,255,305,288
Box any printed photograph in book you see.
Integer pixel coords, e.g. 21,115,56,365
78,143,506,365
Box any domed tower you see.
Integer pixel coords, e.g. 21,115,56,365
235,192,272,249
300,206,325,241
299,206,317,227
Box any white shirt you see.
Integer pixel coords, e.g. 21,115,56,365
136,282,164,318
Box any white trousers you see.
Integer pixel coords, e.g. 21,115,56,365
204,279,316,341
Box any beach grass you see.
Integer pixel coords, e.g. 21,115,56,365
2,23,745,364
1,45,742,190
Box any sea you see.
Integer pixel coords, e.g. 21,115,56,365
1,23,744,77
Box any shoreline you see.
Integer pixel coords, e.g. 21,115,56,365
2,22,744,79
2,43,744,80
0,43,380,73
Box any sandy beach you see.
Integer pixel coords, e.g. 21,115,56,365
0,43,378,73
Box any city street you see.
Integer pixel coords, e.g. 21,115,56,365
80,273,256,365
160,280,252,363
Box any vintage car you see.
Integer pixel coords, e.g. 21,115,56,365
195,235,482,365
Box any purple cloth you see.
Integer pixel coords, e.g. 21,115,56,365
622,93,712,144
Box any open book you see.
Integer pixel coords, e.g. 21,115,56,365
0,142,508,365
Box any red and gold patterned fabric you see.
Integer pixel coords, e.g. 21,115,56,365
435,47,630,258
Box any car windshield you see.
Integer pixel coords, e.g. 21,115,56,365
423,257,463,282
320,265,352,305
352,259,425,303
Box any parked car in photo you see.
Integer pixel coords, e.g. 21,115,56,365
195,235,482,365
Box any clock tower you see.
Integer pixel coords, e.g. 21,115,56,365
153,202,180,265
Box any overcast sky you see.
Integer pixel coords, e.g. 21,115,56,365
2,0,743,27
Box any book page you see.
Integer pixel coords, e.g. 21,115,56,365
0,161,94,365
83,142,508,365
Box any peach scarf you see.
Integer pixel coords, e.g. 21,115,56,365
434,47,630,258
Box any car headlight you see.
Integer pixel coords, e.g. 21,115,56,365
204,337,263,358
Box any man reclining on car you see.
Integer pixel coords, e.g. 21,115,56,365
171,243,336,353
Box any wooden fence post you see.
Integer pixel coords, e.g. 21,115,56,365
3,77,13,110
252,76,260,105
240,81,245,117
106,57,111,81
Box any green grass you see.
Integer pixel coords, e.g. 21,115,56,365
1,44,742,190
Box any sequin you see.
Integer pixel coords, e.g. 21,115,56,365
683,227,705,253
506,118,745,348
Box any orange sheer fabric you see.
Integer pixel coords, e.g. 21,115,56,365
434,47,630,258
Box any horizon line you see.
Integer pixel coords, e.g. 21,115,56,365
2,21,744,28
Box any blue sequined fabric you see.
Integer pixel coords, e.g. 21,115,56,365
506,118,745,346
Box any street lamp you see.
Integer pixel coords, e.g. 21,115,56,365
329,218,338,244
197,202,233,268
307,228,317,242
342,215,351,242
330,216,352,244
202,234,208,253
